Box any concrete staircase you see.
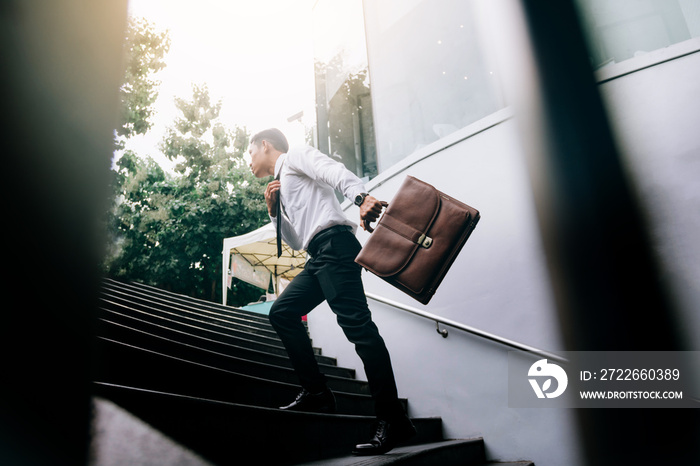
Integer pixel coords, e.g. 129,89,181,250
94,278,534,465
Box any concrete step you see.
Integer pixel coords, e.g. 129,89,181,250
95,382,444,465
100,293,285,349
99,302,328,360
475,463,535,466
97,318,357,383
299,439,487,465
97,316,348,377
94,280,535,466
102,280,277,334
94,337,379,415
103,278,272,325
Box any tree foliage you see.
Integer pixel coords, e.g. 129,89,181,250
116,17,171,148
105,21,271,305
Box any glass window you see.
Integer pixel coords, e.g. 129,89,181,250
312,0,378,182
576,0,700,69
363,0,505,172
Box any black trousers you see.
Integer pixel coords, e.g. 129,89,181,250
269,228,405,421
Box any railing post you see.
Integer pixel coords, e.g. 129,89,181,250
435,321,448,338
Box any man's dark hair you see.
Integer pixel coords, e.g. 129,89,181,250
251,128,289,153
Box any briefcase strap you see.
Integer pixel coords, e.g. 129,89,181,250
363,201,433,249
380,214,433,249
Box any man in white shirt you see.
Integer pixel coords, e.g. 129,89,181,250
248,128,416,455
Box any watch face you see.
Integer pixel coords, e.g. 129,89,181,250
355,194,364,205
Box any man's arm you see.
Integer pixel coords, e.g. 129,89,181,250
289,146,385,230
294,146,366,201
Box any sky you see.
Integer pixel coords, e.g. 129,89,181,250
124,0,317,168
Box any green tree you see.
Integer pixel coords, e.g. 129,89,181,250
104,15,173,286
104,152,174,283
116,17,171,149
105,85,271,305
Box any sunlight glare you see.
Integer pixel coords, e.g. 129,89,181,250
125,0,316,166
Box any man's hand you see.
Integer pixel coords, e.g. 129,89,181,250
359,195,385,231
265,180,280,216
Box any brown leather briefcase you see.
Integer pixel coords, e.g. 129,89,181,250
355,176,480,305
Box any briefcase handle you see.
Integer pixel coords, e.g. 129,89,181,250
363,201,388,233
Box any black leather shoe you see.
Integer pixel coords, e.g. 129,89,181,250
279,388,336,413
352,417,417,456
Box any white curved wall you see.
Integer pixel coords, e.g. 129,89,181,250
307,42,700,465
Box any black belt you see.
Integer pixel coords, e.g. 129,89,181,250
307,225,352,257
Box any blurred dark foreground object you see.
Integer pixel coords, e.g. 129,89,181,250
0,1,128,464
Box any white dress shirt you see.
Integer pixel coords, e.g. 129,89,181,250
271,145,366,251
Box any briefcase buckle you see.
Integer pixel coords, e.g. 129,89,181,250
418,234,433,249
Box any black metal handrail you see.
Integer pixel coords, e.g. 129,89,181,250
365,292,567,364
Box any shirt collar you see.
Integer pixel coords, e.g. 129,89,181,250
273,153,287,179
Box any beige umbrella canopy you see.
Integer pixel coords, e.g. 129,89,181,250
222,223,306,304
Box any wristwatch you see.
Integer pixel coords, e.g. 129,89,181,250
354,192,369,206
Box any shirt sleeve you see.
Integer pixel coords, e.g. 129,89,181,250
290,146,366,202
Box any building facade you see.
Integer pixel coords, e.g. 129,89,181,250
307,1,700,465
